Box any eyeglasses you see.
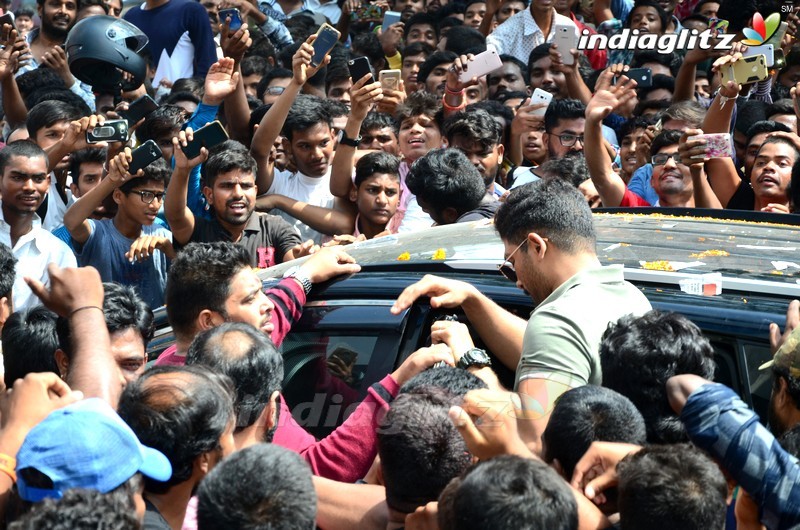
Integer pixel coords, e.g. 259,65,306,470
552,133,585,147
651,153,683,166
498,239,528,283
130,190,166,204
265,86,285,96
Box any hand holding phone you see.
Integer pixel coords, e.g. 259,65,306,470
87,120,128,144
530,88,553,116
182,121,229,159
688,133,732,159
128,140,163,174
311,23,340,68
219,8,242,31
379,69,401,91
119,95,158,125
459,49,502,83
553,24,579,66
348,56,375,85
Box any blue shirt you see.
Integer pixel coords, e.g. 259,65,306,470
627,164,660,206
73,219,172,310
682,383,800,530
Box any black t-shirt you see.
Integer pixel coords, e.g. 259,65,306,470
190,212,301,268
726,181,756,211
143,499,171,530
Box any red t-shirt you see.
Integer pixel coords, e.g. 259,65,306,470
619,188,653,207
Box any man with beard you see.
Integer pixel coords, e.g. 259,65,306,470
544,98,585,159
391,178,650,453
0,141,76,312
486,56,530,100
760,327,800,437
445,109,505,199
392,0,426,22
165,138,305,269
25,0,75,69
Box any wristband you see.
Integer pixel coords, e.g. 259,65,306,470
445,85,464,96
69,305,103,318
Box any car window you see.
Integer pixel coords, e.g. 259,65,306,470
281,301,408,438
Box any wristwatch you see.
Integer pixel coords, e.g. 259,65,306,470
283,266,312,295
337,129,362,148
456,348,492,370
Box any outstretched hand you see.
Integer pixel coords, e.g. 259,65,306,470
204,57,241,105
585,75,637,124
24,264,104,318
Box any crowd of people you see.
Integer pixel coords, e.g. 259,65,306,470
0,0,798,526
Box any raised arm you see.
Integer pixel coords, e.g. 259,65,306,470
550,44,592,105
584,76,637,207
220,24,253,144
251,35,330,193
330,74,384,198
26,264,121,405
45,114,108,172
678,129,724,209
164,129,209,245
256,194,356,236
0,28,27,127
63,149,136,245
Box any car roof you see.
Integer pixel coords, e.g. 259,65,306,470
261,212,800,298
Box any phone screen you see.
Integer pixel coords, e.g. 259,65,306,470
312,26,339,67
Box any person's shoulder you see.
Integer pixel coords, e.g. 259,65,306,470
554,12,577,27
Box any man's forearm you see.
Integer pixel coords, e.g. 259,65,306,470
462,291,526,370
67,306,121,407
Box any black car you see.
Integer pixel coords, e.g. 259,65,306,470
148,212,800,438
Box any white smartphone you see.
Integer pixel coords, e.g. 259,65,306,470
553,24,578,65
531,88,553,116
744,43,775,67
379,69,401,91
459,48,503,82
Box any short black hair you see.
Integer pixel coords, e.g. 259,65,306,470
165,242,252,340
544,99,586,133
2,306,60,388
396,91,443,128
241,55,270,78
406,12,439,38
352,32,386,72
354,151,401,188
25,90,91,120
734,100,769,135
68,147,107,185
117,365,235,494
442,26,486,55
631,51,681,77
378,388,472,513
283,95,332,141
15,68,64,100
400,41,435,60
444,109,502,148
618,116,654,142
745,120,792,143
197,444,316,530
527,43,552,79
119,157,170,194
779,424,800,457
625,0,669,31
136,105,187,143
202,140,257,188
539,154,590,187
792,154,800,212
399,366,487,396
489,54,530,86
406,148,485,218
160,90,201,108
650,129,682,157
0,243,15,300
361,111,398,135
617,444,727,530
495,178,596,253
417,51,458,85
0,141,49,175
542,385,647,479
56,282,155,359
8,487,139,530
639,74,675,101
600,310,716,444
77,0,109,14
187,322,283,438
256,67,292,101
26,100,83,139
466,100,514,146
441,456,578,530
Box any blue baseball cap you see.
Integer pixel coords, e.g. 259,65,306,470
16,398,172,502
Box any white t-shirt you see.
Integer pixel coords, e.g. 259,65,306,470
268,167,334,244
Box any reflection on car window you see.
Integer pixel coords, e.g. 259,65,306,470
281,331,380,439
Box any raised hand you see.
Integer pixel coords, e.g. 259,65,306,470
24,264,104,319
40,45,75,85
220,24,251,64
293,35,331,86
350,73,383,121
204,57,241,105
106,148,140,184
678,128,707,168
585,75,637,124
172,128,209,170
445,54,478,93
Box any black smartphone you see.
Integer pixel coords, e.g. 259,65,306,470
87,120,128,144
218,8,242,31
311,23,340,68
128,140,162,174
612,67,652,88
348,56,374,84
0,13,15,31
182,120,229,159
119,95,158,125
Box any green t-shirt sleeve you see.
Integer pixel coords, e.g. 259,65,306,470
516,309,593,389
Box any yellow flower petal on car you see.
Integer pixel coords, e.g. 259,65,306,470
397,252,411,261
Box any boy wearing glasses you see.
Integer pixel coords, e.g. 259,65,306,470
63,151,174,310
543,99,586,160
